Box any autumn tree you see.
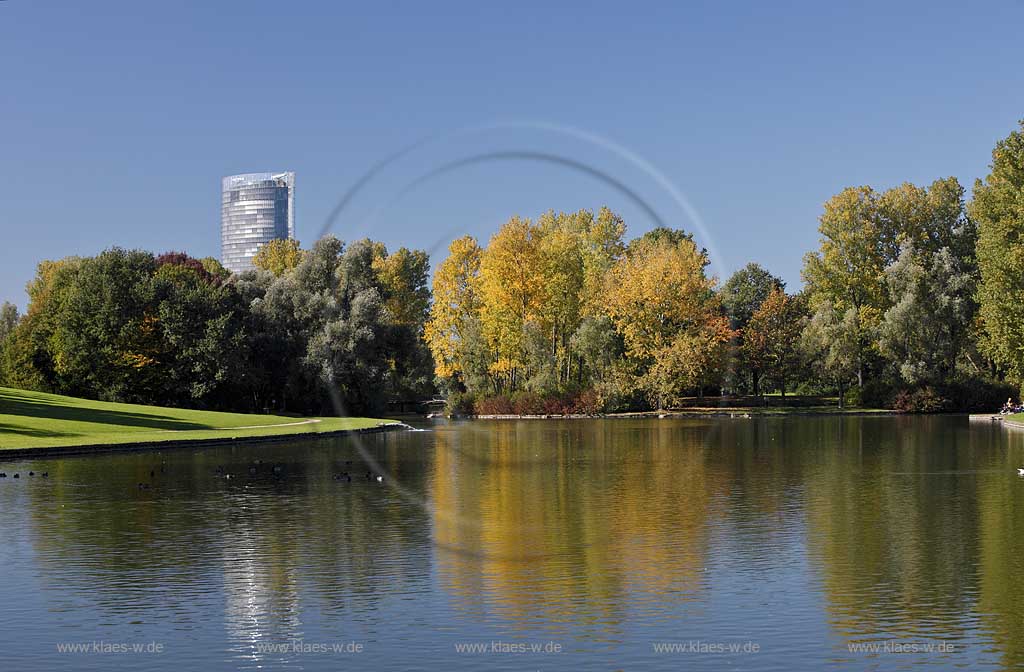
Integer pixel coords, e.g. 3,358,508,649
720,263,785,394
424,236,483,386
367,243,434,401
743,289,808,396
426,207,630,402
253,238,304,277
578,206,627,315
1,258,80,391
478,216,546,391
535,211,586,385
604,230,732,408
372,246,430,329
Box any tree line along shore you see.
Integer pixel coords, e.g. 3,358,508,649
2,121,1024,418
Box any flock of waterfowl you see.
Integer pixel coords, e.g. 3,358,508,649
210,459,383,484
0,459,383,488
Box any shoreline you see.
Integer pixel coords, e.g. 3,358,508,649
968,414,1024,430
992,415,1024,431
444,408,901,420
0,423,408,461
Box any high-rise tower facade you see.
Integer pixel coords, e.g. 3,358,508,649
221,172,295,273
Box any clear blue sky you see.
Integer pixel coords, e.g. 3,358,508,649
2,0,1022,309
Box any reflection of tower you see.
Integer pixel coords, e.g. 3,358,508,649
222,525,302,660
221,172,295,273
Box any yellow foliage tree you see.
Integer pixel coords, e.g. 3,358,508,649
478,216,546,390
424,236,483,380
253,238,304,277
604,233,731,408
371,246,431,329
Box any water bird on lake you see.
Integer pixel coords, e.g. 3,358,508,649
0,473,6,478
29,471,34,476
13,473,19,479
41,472,48,478
1017,468,1024,476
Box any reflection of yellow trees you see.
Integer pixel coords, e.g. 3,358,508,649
26,418,1024,665
431,420,730,632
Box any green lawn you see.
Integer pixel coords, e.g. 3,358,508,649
0,386,395,450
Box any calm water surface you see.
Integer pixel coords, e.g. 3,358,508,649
1,417,1023,671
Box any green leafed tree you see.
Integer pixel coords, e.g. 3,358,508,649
879,242,977,386
0,301,19,385
720,263,785,331
801,304,861,408
802,186,890,389
720,262,785,394
972,121,1024,388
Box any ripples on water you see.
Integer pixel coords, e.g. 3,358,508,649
0,416,1022,670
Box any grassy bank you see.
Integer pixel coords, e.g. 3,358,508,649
0,387,394,450
1005,413,1024,427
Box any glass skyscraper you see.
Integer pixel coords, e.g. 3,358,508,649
221,172,295,273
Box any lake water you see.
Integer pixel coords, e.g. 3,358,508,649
1,416,1022,671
